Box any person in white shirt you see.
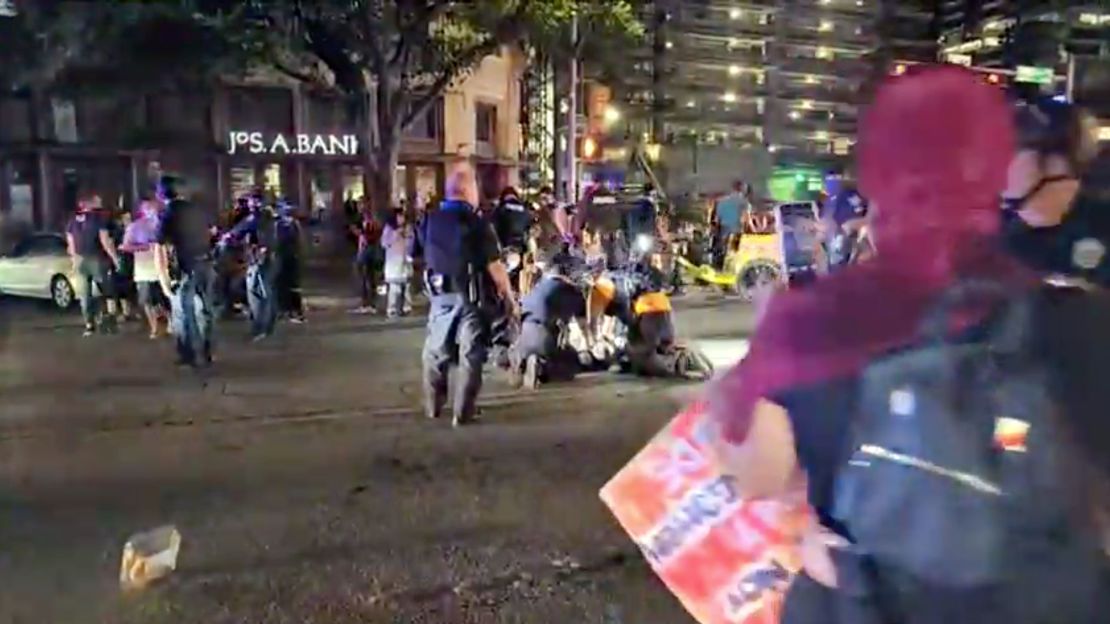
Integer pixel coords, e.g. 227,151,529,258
120,199,166,338
381,208,414,318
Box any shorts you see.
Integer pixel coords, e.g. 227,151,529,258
136,281,166,307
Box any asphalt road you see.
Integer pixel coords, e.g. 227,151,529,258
0,294,755,624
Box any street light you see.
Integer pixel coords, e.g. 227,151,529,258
603,105,621,125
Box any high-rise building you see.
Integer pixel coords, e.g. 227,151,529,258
938,2,1109,115
938,1,1108,68
609,0,936,181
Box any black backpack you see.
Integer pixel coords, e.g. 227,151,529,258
832,281,1105,622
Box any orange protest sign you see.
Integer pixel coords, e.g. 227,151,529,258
600,401,812,624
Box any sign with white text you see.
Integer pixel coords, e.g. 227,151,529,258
227,132,359,157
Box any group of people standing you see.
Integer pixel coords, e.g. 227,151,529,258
65,178,309,368
348,200,415,319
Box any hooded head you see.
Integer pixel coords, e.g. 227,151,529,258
859,65,1014,266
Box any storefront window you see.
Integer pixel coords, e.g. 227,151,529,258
393,165,407,207
262,164,282,196
342,167,365,201
7,158,36,227
414,165,438,210
230,166,255,200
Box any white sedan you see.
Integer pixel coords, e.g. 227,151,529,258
0,233,78,309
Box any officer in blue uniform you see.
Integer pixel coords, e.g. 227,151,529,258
510,253,587,390
411,163,517,426
222,195,277,340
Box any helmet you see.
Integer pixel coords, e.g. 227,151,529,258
1014,97,1100,173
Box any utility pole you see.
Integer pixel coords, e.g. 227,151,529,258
565,12,579,204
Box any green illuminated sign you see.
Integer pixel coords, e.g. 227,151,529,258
1015,65,1054,85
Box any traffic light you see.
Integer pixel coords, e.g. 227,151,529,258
579,135,599,161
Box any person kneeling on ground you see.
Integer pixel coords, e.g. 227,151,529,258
510,256,588,390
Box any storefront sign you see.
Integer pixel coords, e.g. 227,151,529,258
227,132,359,156
1016,65,1054,85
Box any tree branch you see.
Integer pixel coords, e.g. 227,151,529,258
400,36,502,129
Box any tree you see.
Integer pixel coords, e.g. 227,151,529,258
221,0,642,211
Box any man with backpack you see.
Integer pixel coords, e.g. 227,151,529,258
707,66,1109,623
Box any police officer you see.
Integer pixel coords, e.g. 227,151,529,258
1002,98,1106,286
510,253,587,390
224,194,278,340
412,162,517,426
154,176,216,368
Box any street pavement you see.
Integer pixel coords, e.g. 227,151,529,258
0,291,755,624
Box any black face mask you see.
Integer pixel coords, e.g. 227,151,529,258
1001,174,1075,214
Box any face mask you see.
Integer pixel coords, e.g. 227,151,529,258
1001,174,1075,213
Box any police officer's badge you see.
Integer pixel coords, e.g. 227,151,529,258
1071,237,1106,271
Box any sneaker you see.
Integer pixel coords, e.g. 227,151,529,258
452,413,477,428
289,316,307,324
349,306,376,315
522,355,540,391
82,326,95,338
251,333,269,343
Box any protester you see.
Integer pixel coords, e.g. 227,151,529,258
381,208,414,318
1002,97,1105,285
121,199,166,339
820,174,869,271
351,201,383,314
707,66,1110,623
713,181,749,268
66,195,122,336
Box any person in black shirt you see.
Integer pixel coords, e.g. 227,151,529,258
1002,98,1105,285
65,195,122,336
155,176,216,367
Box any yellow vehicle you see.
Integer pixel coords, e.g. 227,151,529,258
675,210,785,299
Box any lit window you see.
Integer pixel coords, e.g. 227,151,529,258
800,100,813,109
729,65,742,76
814,131,829,141
805,75,820,84
729,8,742,20
728,38,738,49
819,21,833,32
816,47,833,59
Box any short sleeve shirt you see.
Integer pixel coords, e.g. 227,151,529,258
67,212,107,258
